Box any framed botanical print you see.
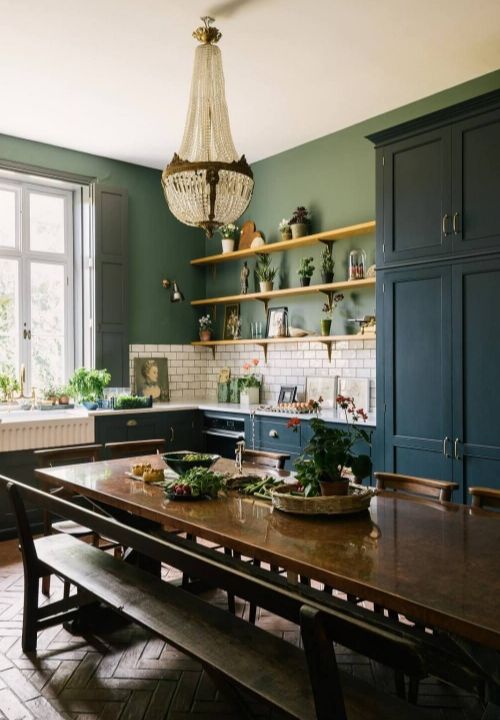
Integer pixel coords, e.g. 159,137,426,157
265,306,288,338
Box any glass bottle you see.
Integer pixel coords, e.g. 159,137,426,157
349,249,367,281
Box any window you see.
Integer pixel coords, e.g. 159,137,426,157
0,178,75,392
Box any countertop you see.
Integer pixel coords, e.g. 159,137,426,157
0,400,375,426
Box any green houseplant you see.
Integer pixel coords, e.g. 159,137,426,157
219,223,239,253
321,293,344,336
0,373,19,403
291,395,372,496
278,218,292,241
289,206,310,239
298,256,315,287
320,246,335,284
199,314,213,341
255,254,278,292
67,368,111,409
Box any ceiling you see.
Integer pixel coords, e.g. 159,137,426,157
1,0,499,169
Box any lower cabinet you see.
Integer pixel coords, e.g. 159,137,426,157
95,410,202,453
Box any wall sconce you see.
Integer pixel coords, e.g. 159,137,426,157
161,278,185,303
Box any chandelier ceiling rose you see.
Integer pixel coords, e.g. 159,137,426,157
162,17,254,239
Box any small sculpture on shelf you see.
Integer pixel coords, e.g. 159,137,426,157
240,261,249,294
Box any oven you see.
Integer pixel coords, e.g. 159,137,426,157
202,413,245,458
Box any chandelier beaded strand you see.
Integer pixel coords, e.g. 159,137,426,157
162,17,254,238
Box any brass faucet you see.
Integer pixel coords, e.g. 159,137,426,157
235,440,245,475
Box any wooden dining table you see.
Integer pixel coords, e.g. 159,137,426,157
35,455,500,652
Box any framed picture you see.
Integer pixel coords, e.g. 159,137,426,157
224,303,241,340
266,306,288,338
306,376,336,408
134,358,169,402
278,386,297,404
337,377,369,411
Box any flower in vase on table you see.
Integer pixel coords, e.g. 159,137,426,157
239,358,261,388
288,395,372,497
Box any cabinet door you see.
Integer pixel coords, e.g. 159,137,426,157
381,128,452,265
165,411,201,452
452,257,500,502
382,266,453,479
452,108,500,255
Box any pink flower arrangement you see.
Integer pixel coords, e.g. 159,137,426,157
239,358,261,389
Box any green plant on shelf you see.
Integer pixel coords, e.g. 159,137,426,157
67,368,111,403
298,256,315,279
255,254,277,283
321,246,335,275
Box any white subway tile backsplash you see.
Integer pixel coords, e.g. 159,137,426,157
129,337,376,411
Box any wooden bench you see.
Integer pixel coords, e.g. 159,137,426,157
1,475,493,720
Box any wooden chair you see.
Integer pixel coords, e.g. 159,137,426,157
374,472,459,503
229,448,290,622
104,438,166,459
242,448,290,470
469,486,500,511
35,443,119,596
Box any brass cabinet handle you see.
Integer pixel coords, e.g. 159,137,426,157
443,436,450,458
269,429,278,438
452,212,460,235
169,426,175,443
126,419,137,427
442,214,451,236
454,438,461,460
23,329,31,340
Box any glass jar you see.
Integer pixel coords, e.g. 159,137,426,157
349,249,367,281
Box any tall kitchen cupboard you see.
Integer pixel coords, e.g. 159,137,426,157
368,89,500,503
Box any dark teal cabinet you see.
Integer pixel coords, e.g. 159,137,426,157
371,90,500,501
380,128,452,266
95,410,201,454
380,265,453,482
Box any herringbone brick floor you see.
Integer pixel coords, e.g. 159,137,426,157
0,538,487,720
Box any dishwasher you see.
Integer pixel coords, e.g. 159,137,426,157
202,413,246,458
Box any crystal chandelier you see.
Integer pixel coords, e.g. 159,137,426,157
162,17,254,238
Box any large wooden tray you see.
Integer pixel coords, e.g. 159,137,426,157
271,484,374,515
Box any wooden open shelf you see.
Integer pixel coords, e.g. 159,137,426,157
190,220,376,267
191,277,375,310
191,333,369,362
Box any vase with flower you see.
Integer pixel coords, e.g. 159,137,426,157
321,292,344,336
238,358,261,405
198,314,213,341
290,395,372,496
219,223,239,253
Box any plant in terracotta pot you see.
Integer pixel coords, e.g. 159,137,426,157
198,314,213,341
320,246,335,284
255,254,277,292
321,293,344,336
219,223,239,253
278,218,292,241
238,358,261,406
297,256,315,286
67,368,111,410
290,396,372,497
289,206,310,239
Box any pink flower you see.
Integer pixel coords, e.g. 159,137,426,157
242,363,250,371
251,358,259,366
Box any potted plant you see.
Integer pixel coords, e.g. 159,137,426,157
320,246,335,284
290,396,372,497
298,256,315,286
321,293,344,336
289,206,310,239
278,218,291,242
199,314,213,341
255,254,277,292
219,223,239,253
238,358,261,406
67,368,111,410
0,373,19,403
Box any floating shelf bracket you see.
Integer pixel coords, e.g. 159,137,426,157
318,339,333,362
256,297,270,313
256,342,268,363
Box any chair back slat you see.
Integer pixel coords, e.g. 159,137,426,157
469,486,500,511
374,472,458,502
242,449,290,470
34,444,102,468
2,479,39,576
105,439,166,460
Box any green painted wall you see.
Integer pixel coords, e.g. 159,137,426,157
0,134,200,344
203,68,500,339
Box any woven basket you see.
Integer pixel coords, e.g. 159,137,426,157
271,483,374,516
